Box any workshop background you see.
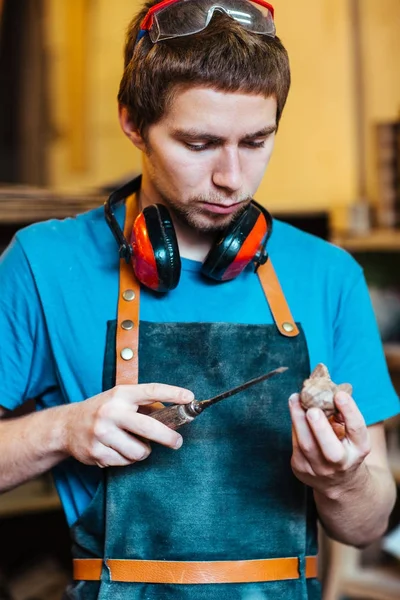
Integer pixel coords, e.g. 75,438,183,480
0,0,399,598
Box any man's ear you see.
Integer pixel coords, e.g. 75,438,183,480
118,104,146,151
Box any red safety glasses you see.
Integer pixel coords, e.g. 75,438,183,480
138,0,275,43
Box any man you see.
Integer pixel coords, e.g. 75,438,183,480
0,1,398,598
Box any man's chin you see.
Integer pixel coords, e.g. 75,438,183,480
187,211,237,233
162,197,246,233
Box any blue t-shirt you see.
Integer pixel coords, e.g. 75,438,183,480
0,202,398,526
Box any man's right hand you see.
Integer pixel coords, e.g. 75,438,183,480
63,384,194,468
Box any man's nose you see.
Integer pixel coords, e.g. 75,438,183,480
212,147,242,192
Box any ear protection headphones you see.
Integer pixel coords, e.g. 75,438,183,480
105,176,273,293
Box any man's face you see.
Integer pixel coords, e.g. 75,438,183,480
142,86,277,233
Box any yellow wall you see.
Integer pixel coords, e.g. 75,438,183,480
44,0,142,192
362,0,400,207
44,0,400,214
257,0,357,211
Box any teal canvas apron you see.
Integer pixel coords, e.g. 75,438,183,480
65,195,320,599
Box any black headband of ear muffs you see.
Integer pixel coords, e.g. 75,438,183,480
104,176,143,262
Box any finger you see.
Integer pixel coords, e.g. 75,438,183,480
92,425,153,463
106,430,152,462
292,423,299,450
291,425,316,477
117,411,183,450
289,394,320,456
306,408,345,464
334,392,370,452
93,444,135,468
115,383,194,405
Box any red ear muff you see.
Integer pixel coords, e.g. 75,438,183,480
131,204,181,292
201,202,272,281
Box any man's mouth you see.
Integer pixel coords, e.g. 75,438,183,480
198,201,243,215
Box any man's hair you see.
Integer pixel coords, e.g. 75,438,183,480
118,0,291,137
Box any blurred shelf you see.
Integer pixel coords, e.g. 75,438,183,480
0,478,61,518
331,229,400,252
0,186,103,224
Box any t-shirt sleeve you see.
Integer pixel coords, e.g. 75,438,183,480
0,236,53,410
331,264,400,425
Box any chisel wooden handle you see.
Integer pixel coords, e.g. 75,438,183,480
150,402,199,430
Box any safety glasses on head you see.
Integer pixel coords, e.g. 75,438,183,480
138,0,276,44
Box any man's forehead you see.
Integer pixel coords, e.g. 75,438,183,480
163,86,277,133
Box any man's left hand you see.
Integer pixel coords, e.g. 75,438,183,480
289,391,371,498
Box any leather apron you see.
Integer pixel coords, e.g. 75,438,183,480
65,194,320,599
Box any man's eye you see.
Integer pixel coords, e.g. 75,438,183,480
244,140,266,148
183,140,266,151
185,142,210,152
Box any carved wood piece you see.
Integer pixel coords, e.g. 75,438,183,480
300,363,352,417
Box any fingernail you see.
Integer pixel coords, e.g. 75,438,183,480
138,448,151,461
182,390,194,401
307,408,321,422
175,437,183,449
335,392,348,406
289,393,299,405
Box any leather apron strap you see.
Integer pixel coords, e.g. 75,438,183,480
73,556,318,583
256,260,299,337
116,193,141,386
116,195,299,386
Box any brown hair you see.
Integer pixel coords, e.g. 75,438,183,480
118,0,291,137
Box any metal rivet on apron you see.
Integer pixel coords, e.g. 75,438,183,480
121,320,134,331
282,322,294,333
120,347,134,361
122,289,136,301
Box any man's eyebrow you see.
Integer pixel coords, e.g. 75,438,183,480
172,129,223,143
242,125,277,139
172,125,277,142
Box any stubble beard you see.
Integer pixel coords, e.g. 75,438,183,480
157,188,253,234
